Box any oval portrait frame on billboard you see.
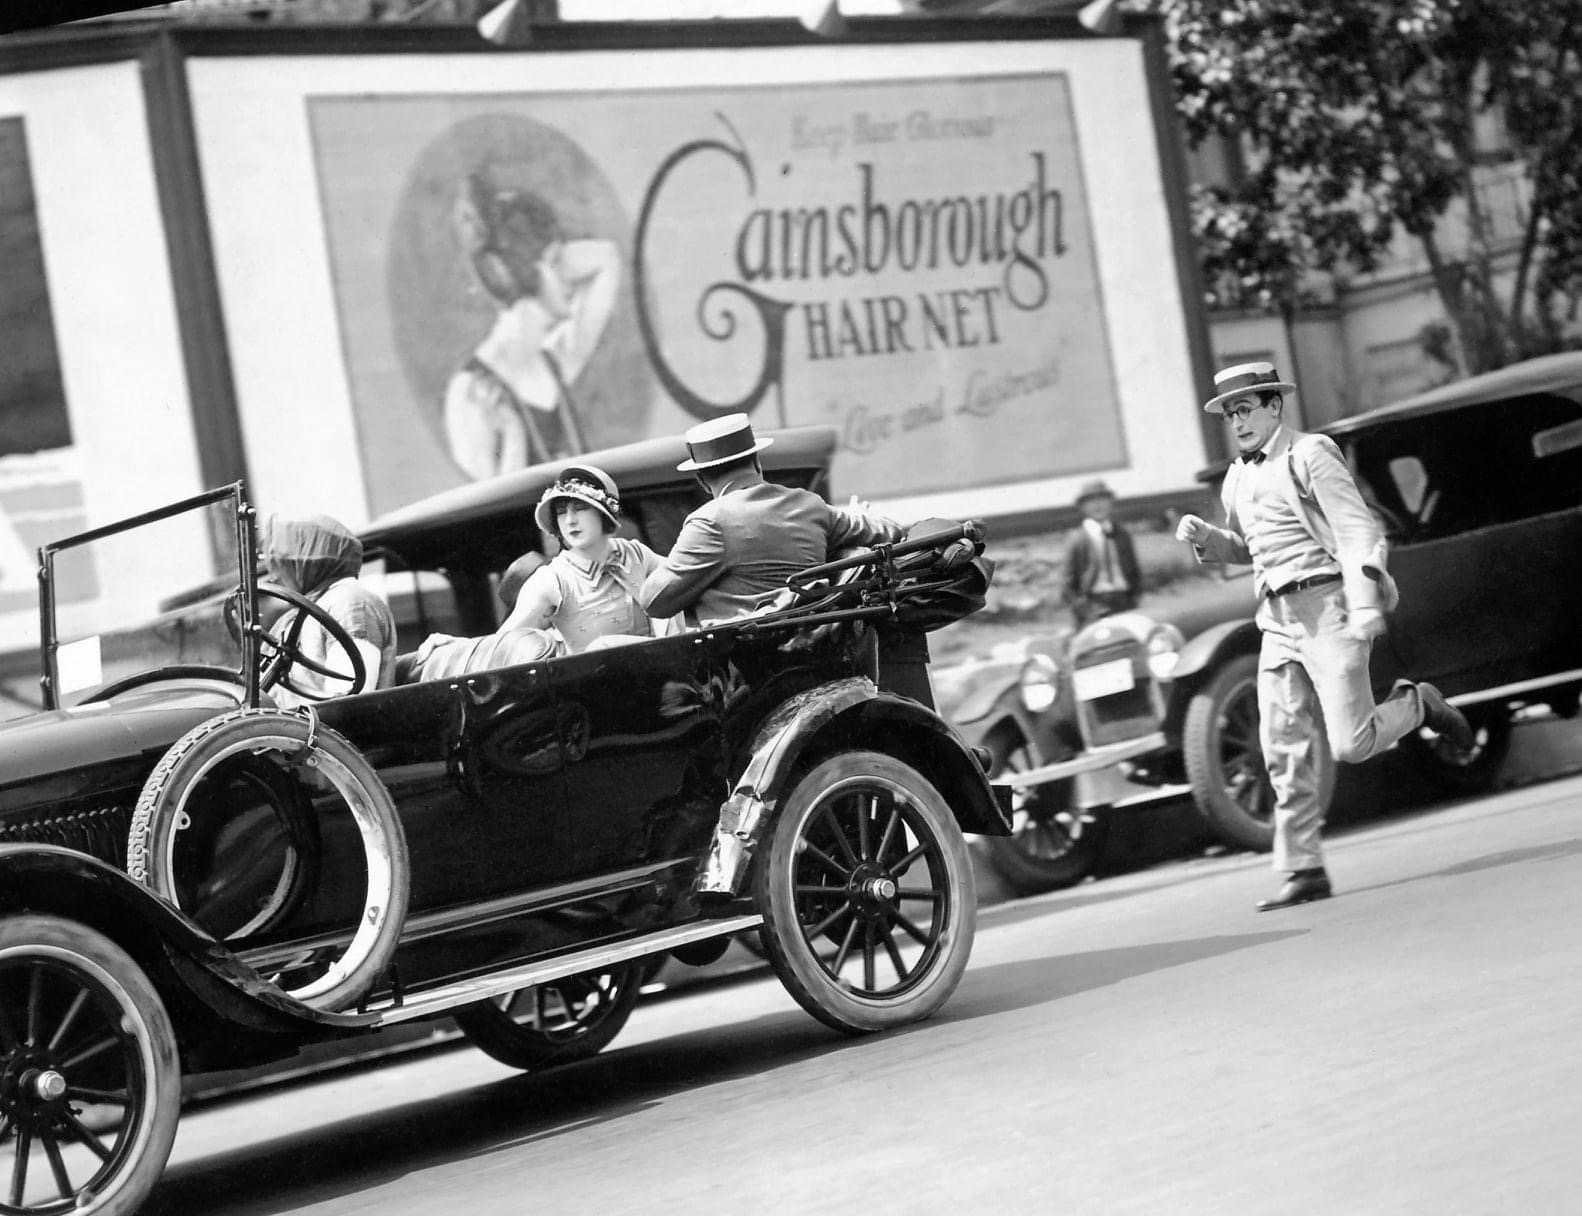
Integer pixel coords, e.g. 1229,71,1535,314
386,111,652,479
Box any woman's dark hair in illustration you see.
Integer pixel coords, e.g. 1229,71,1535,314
454,169,563,305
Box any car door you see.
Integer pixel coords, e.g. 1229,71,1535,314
549,630,737,881
323,660,574,911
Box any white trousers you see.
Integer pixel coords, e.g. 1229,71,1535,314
1255,581,1424,873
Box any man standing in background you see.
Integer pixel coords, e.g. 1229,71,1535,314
1063,479,1140,626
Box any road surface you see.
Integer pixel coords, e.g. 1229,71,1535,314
146,741,1582,1216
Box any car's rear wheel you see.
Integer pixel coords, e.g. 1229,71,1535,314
1402,707,1513,795
128,708,409,1012
978,728,1105,896
1182,654,1335,853
754,751,975,1035
0,914,181,1216
454,965,645,1071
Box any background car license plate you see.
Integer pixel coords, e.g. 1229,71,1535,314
1074,658,1135,700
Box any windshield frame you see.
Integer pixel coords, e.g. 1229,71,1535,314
37,482,264,711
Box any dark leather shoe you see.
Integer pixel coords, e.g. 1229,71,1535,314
1416,681,1475,752
1256,868,1333,912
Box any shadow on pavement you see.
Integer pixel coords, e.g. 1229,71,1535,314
940,931,1307,1023
149,929,1306,1216
1343,834,1582,899
150,1011,852,1216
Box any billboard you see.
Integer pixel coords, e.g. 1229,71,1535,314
0,22,1209,557
308,72,1125,517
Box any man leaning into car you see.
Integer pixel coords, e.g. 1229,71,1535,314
638,413,906,626
1174,362,1475,912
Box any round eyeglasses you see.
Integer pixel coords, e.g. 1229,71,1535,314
1221,399,1271,423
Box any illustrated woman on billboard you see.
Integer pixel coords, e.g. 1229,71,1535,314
444,169,621,480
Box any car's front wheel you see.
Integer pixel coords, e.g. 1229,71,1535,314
454,964,645,1071
978,729,1105,896
1182,654,1335,852
754,751,975,1035
0,915,182,1216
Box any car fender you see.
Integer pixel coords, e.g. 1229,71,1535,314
943,669,1021,727
1161,618,1261,732
695,676,1011,895
0,845,373,1064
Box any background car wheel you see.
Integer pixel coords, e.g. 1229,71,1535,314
1402,708,1513,794
978,728,1106,896
128,708,410,1013
0,914,181,1216
753,751,976,1035
1182,654,1335,853
454,964,645,1071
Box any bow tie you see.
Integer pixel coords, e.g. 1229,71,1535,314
1240,450,1266,465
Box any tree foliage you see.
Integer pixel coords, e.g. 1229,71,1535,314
1162,0,1582,373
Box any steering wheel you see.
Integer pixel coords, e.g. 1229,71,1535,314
253,581,370,701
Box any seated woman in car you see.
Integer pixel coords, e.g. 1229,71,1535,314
262,512,397,699
496,463,674,652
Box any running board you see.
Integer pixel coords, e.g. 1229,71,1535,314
363,913,765,1028
1447,669,1582,708
1001,732,1168,790
1096,781,1195,812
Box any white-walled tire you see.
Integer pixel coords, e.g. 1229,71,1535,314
128,708,409,1012
753,751,976,1035
0,915,181,1216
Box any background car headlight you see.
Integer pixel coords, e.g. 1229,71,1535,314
1146,624,1185,680
1019,653,1062,713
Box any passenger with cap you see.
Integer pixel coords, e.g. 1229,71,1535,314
1175,361,1473,911
639,414,907,626
497,463,669,652
262,513,397,700
1063,478,1140,626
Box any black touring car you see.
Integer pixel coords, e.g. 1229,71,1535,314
0,430,1005,1214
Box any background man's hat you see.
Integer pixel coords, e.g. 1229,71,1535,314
1203,361,1297,413
676,413,774,472
1075,479,1117,506
534,463,621,537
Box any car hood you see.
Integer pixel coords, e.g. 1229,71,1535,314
931,632,1067,722
1139,571,1256,639
931,654,1023,720
0,683,243,805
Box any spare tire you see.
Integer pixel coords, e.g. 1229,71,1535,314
128,707,409,1012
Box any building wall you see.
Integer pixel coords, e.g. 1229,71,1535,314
0,58,207,650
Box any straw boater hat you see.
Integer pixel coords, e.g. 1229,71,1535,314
1075,479,1116,507
533,463,621,538
675,413,774,472
1202,361,1297,414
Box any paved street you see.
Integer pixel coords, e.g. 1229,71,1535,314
143,731,1582,1216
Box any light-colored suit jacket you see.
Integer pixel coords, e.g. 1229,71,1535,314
639,476,905,625
1196,427,1398,618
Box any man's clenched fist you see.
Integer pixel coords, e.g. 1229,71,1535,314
1175,514,1212,546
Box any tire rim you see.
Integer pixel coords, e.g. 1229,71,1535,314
159,732,396,1005
485,971,630,1047
0,946,159,1215
787,773,954,999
